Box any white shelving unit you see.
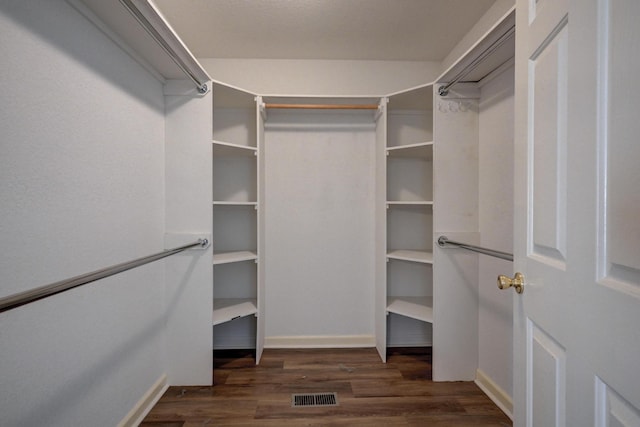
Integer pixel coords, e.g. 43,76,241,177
381,84,434,354
211,83,264,359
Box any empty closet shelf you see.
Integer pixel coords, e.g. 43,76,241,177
387,250,433,264
213,251,258,265
213,299,257,325
386,201,433,206
212,201,258,206
212,140,257,156
387,297,433,323
386,141,433,158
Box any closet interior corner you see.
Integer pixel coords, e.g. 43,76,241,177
208,5,516,381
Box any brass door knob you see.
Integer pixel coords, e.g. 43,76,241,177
497,272,525,294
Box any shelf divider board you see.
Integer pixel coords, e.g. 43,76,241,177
386,250,433,264
386,201,433,206
213,140,257,157
213,298,258,326
213,201,258,206
386,141,433,159
213,251,258,265
386,297,433,323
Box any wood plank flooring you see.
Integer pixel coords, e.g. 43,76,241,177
141,347,512,426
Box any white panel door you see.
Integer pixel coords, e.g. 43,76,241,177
513,0,640,426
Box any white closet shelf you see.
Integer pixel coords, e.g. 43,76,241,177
213,298,258,326
386,297,433,323
386,141,433,159
212,201,258,206
387,250,433,264
213,251,258,265
212,140,257,157
386,201,433,206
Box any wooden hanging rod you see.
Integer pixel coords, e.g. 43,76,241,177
264,103,379,110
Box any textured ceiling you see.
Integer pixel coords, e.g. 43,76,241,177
153,0,497,61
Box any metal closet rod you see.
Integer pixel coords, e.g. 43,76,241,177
264,103,379,110
119,0,210,94
0,239,209,314
437,236,513,261
438,25,516,97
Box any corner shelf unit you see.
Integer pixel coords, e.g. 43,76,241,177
380,83,434,355
211,82,264,360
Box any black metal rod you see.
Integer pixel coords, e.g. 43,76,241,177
0,239,208,314
438,236,513,261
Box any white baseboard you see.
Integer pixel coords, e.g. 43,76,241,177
475,369,513,420
117,374,168,427
265,335,376,348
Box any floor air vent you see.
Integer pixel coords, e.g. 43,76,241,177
291,392,338,407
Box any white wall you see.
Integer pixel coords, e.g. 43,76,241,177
478,66,514,398
164,82,213,384
264,111,376,346
0,1,167,425
200,58,441,96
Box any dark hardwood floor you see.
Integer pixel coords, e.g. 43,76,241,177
141,347,512,426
